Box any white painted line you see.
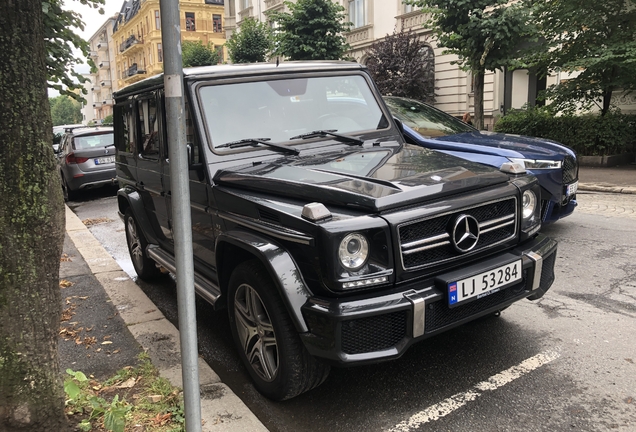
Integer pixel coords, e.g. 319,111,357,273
387,350,561,432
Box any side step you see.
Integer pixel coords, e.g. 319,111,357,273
147,245,222,307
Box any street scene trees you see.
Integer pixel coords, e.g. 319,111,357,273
269,0,351,60
365,30,436,103
0,1,67,430
523,0,636,116
182,40,220,67
50,95,82,126
409,0,535,130
225,17,273,63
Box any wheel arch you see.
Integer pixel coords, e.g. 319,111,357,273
216,231,312,333
117,188,160,246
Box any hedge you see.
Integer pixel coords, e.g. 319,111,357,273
493,108,636,156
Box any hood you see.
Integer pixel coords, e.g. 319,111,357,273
410,127,574,160
214,143,510,212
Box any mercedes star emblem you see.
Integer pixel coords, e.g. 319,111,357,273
451,214,480,252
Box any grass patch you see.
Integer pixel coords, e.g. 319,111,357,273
64,352,185,431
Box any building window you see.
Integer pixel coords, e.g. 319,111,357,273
155,10,161,30
157,43,163,63
241,0,250,10
185,12,196,31
403,3,418,14
349,0,366,28
213,14,222,33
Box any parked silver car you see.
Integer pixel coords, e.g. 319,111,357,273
56,126,116,201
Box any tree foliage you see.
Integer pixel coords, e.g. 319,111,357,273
43,0,105,101
409,0,534,129
225,17,273,63
524,0,636,116
1,0,67,429
269,0,351,61
50,95,82,125
366,30,435,103
182,40,220,67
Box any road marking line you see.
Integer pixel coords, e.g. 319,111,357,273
387,350,561,432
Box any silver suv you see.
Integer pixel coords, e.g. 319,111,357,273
56,126,116,201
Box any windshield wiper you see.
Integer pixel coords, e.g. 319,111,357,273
216,138,299,155
289,130,364,145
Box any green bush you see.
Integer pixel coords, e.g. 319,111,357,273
494,107,636,156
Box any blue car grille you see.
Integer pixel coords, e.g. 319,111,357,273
399,197,518,270
563,156,578,184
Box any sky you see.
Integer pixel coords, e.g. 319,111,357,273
49,0,123,96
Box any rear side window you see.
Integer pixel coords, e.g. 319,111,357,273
115,101,135,153
138,95,160,158
73,132,114,150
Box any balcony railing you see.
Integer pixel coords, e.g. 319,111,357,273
264,0,282,10
102,99,114,106
120,34,143,53
345,24,373,47
96,41,107,51
99,60,110,69
89,51,98,58
126,63,146,78
100,80,112,88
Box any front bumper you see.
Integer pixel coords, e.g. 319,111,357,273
300,234,557,366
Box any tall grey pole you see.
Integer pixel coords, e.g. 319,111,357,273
159,1,202,430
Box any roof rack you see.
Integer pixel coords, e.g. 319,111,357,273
64,126,85,133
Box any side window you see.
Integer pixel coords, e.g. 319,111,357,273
185,102,202,164
115,101,135,153
138,95,160,158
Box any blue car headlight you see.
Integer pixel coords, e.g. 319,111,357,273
510,158,562,170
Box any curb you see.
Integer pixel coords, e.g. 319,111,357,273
64,205,268,432
578,183,636,194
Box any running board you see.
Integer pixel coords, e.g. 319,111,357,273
147,245,221,307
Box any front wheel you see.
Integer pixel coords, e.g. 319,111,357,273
124,209,160,280
228,260,330,401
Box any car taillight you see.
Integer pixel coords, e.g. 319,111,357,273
66,153,89,164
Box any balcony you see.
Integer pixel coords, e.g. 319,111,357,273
100,80,112,88
102,99,114,106
96,41,107,51
345,24,373,48
89,51,98,58
264,0,283,11
238,6,253,24
397,11,428,32
120,34,143,54
92,102,103,108
123,63,146,84
99,60,110,69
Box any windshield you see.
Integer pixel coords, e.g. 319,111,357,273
199,75,387,149
73,132,114,150
384,97,475,138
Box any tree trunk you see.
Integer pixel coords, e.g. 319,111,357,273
601,87,614,117
0,1,67,430
473,70,485,130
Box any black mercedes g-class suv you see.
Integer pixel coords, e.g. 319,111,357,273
114,61,557,401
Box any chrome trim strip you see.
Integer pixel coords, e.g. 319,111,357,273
397,196,518,271
190,202,207,213
219,211,314,246
526,251,543,291
401,232,450,250
480,219,515,234
479,213,515,229
404,290,425,338
402,240,451,255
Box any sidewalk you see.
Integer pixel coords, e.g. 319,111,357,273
578,164,636,194
61,205,268,432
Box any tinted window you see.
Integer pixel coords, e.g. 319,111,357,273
73,132,114,150
138,96,160,158
384,97,474,138
115,102,135,153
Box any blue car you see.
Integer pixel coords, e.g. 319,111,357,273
384,96,578,224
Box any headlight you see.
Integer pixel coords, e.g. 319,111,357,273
338,233,369,271
510,158,562,169
522,190,537,219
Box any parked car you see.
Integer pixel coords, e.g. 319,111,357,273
114,62,557,400
56,126,116,201
383,96,579,224
53,124,84,152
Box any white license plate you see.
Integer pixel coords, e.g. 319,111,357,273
448,260,522,306
566,181,578,196
95,156,115,165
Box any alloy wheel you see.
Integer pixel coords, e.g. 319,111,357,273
234,283,279,382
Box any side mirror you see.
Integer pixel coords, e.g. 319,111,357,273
53,144,60,154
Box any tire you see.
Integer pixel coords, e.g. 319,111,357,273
61,176,76,202
228,260,330,401
124,208,160,280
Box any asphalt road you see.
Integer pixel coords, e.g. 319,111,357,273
68,188,636,431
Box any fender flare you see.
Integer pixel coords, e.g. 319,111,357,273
117,188,160,246
217,230,312,333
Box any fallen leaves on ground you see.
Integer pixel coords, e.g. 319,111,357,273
60,253,73,262
61,305,77,322
59,279,74,288
82,217,113,226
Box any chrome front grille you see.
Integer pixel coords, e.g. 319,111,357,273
563,156,578,184
399,197,518,270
